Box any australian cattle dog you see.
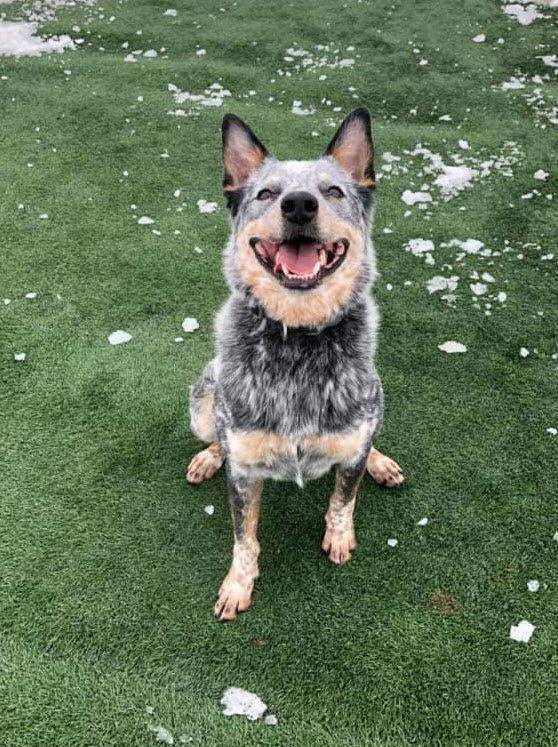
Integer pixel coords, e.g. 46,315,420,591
187,108,403,620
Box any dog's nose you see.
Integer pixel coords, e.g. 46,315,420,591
281,191,318,224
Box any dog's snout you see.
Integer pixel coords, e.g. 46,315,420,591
281,191,318,224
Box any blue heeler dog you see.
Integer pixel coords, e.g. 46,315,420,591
187,108,403,620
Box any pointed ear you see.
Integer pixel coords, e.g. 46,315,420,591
222,114,269,191
324,108,375,189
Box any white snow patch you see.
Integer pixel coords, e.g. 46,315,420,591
163,8,177,16
509,619,535,643
417,517,429,526
264,714,278,726
197,199,218,213
14,352,26,362
138,216,154,225
220,687,267,721
497,291,507,303
527,580,540,592
0,21,75,57
108,330,132,345
181,317,199,333
538,54,558,68
387,538,398,548
501,76,526,90
470,282,488,296
519,347,530,358
502,3,544,25
149,725,174,744
547,427,557,435
438,341,467,353
25,292,37,299
401,189,432,205
533,169,549,180
472,33,486,42
434,165,478,199
204,504,214,516
407,238,434,256
292,100,316,116
458,140,470,150
426,276,458,294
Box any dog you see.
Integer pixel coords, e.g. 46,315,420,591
187,108,403,621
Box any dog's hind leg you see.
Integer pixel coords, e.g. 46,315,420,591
366,448,404,488
187,360,225,483
322,460,366,565
365,376,404,488
215,467,263,621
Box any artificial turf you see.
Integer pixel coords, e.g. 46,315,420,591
1,0,558,744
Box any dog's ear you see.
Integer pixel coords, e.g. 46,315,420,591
324,108,375,189
222,114,269,191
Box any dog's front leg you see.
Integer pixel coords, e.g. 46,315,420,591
322,459,366,565
214,465,263,621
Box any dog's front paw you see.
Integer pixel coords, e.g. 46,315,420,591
321,526,356,565
367,449,404,488
186,444,224,484
214,572,254,621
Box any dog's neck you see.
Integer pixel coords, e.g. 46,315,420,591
238,286,359,334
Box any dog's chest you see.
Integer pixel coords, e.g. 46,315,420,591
218,313,373,435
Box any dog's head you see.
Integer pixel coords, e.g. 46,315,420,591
221,108,376,327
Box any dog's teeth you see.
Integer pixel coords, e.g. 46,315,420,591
319,249,327,267
313,260,321,275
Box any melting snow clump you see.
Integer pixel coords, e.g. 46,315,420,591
149,725,174,744
108,330,132,345
438,341,467,353
509,619,535,643
387,538,398,548
220,686,267,721
527,580,540,592
197,199,218,213
181,317,199,333
0,21,75,57
14,352,26,362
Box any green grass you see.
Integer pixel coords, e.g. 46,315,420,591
1,0,558,744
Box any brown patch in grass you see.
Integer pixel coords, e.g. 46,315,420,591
427,591,462,615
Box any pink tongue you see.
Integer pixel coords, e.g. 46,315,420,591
275,242,321,275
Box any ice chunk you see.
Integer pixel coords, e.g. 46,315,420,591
108,330,132,345
204,505,215,516
401,189,432,205
181,317,199,333
519,347,529,358
527,580,540,592
149,725,174,744
438,341,467,353
533,169,549,180
387,538,398,548
14,352,26,361
220,687,267,721
509,620,535,643
196,199,218,213
417,517,429,526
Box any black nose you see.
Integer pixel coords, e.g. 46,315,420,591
281,191,318,224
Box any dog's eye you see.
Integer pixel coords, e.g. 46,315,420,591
256,189,273,201
327,186,344,198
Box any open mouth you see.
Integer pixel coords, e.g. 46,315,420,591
249,236,349,289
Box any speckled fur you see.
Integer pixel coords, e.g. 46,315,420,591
188,110,399,619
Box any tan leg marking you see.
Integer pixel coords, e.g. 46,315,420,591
367,448,404,487
215,479,263,621
186,442,224,484
191,389,216,443
322,468,362,565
